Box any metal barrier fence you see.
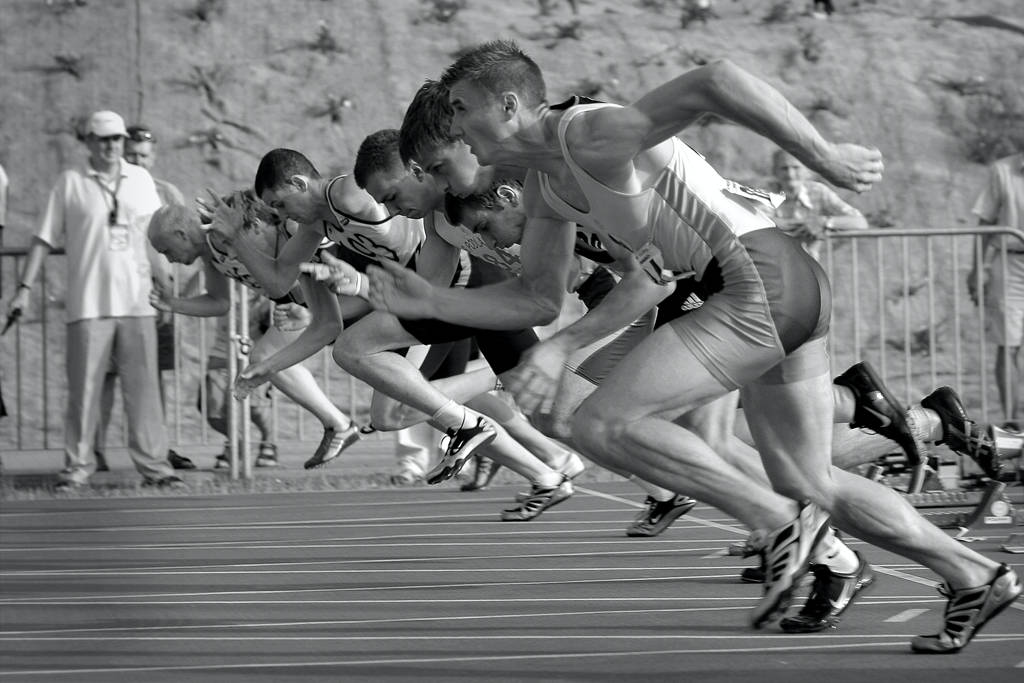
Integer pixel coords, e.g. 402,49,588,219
822,225,1024,425
0,247,373,478
2,225,1022,476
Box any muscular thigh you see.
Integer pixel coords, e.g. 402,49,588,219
581,324,731,421
342,311,419,354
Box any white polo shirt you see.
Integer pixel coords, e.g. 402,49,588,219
35,160,162,322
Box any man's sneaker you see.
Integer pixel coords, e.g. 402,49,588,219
389,465,423,486
500,479,573,521
168,449,196,470
741,557,767,584
921,387,1001,479
461,456,502,491
214,452,231,469
910,564,1021,653
834,361,923,465
750,503,831,629
94,450,110,472
142,475,187,491
255,443,279,468
304,423,362,470
426,417,497,484
625,495,697,537
779,552,876,632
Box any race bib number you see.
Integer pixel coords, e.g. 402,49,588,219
108,223,130,251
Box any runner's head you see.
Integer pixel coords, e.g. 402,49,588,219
149,203,205,265
400,80,488,197
354,128,442,219
441,40,546,165
255,148,322,224
444,178,525,249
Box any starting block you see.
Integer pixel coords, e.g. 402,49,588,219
904,480,1024,548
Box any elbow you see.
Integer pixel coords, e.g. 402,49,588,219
531,296,563,327
319,318,343,342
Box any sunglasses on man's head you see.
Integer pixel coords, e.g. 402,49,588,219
128,129,155,143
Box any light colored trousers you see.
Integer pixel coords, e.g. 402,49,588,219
62,316,172,483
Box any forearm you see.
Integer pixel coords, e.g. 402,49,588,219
636,60,831,170
232,237,301,299
165,294,230,318
426,277,563,330
549,268,670,351
827,214,868,231
256,318,341,376
16,238,52,288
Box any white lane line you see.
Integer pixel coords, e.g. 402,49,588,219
0,596,945,607
3,639,1023,678
0,566,751,577
0,536,739,553
578,486,749,535
883,608,930,623
8,633,1024,642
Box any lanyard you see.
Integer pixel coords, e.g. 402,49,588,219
92,170,123,226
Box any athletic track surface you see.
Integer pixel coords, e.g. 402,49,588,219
1,481,1022,682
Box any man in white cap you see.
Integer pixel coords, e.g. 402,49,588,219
5,110,183,490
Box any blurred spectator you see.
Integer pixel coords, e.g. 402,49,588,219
968,151,1024,429
4,110,183,490
769,150,867,262
92,124,195,471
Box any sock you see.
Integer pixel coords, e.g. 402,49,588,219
907,405,942,442
628,475,675,502
534,471,563,489
428,400,468,432
810,526,860,574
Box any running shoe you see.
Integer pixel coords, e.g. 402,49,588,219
500,479,573,521
426,416,497,484
921,387,1001,479
141,475,188,491
834,361,923,465
750,503,831,629
94,450,110,472
625,494,698,537
740,558,766,584
460,456,502,491
168,449,197,470
779,552,876,632
910,564,1021,653
515,452,585,501
389,466,423,486
304,423,362,470
255,442,278,468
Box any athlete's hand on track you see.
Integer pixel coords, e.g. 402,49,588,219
197,189,244,246
365,259,435,319
504,338,572,417
813,143,884,193
299,251,363,297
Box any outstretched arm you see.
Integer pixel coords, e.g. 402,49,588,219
234,275,343,394
579,59,883,193
150,260,231,317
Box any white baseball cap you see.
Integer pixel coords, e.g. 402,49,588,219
86,110,127,138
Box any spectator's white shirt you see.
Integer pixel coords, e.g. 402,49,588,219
973,153,1024,232
35,160,162,322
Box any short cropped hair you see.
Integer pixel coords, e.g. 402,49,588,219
399,80,457,165
353,129,403,189
149,203,199,240
254,148,320,197
444,178,524,227
440,39,546,108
